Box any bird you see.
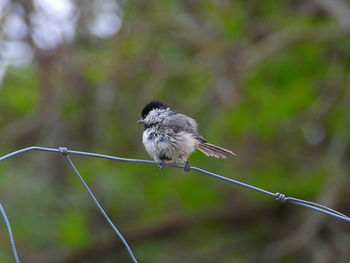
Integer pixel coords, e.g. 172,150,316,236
137,100,235,171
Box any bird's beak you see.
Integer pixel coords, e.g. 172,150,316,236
137,119,144,124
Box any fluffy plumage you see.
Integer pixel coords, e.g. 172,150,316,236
138,101,235,167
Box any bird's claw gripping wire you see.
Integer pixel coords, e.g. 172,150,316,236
184,160,190,172
159,160,165,170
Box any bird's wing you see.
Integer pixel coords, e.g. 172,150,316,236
163,113,197,132
163,113,206,142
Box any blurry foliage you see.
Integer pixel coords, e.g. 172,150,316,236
1,0,350,262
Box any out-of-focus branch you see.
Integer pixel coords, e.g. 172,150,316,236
257,80,350,263
238,25,350,72
313,0,350,30
0,60,8,87
61,202,266,263
239,27,305,71
257,178,344,263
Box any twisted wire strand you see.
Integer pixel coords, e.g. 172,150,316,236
1,146,350,263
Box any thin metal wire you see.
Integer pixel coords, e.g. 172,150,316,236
63,152,138,263
0,203,20,263
1,146,350,263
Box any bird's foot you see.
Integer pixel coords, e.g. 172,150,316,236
184,160,190,172
159,160,165,170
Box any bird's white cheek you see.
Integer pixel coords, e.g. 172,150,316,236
142,131,148,144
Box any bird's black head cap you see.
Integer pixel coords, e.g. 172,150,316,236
142,101,168,118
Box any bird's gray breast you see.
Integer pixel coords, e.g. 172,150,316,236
142,127,174,161
142,125,196,163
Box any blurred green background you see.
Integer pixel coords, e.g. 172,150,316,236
1,0,350,262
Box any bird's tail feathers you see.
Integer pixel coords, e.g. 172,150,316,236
197,142,236,159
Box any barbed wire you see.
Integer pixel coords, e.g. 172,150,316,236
1,146,349,263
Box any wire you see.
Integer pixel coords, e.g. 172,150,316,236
1,146,350,263
62,149,138,263
0,203,20,263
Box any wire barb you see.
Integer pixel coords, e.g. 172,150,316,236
275,192,286,202
59,147,68,155
1,146,350,263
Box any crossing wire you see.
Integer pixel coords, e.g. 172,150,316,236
1,146,350,263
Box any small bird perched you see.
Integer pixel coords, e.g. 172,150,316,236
137,101,235,171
